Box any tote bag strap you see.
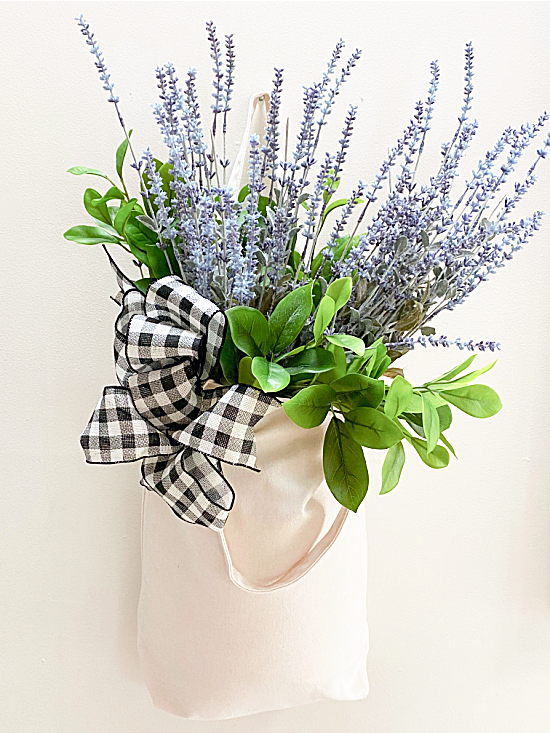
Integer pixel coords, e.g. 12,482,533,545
227,91,270,195
220,507,349,593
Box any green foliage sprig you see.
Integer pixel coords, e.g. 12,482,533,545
219,276,502,511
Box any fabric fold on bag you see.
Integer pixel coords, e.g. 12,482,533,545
80,251,280,530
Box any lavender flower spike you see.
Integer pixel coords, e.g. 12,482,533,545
386,335,501,352
206,20,225,135
75,15,119,105
141,148,178,252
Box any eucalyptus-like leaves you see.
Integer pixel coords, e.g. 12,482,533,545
282,349,502,511
221,280,502,512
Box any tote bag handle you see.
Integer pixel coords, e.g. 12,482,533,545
219,507,349,593
227,92,271,195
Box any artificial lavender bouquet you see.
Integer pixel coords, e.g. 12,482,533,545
67,16,549,513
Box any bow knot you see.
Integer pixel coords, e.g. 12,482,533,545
81,255,279,530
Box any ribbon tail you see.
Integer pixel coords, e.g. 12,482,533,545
141,449,232,531
80,386,178,464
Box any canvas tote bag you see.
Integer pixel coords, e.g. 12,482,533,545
138,405,369,720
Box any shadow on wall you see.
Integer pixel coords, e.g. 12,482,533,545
115,485,144,684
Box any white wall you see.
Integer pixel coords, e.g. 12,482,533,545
1,2,549,731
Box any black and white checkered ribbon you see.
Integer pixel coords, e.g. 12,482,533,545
81,253,280,531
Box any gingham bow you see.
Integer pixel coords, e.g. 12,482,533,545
80,255,280,530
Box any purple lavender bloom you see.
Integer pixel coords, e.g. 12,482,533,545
230,135,264,304
293,83,323,166
386,335,501,352
298,153,334,272
330,105,357,184
75,15,119,105
195,192,217,296
222,34,236,133
184,67,208,163
262,68,284,191
315,46,362,149
264,205,292,288
206,21,225,135
141,148,178,251
417,60,440,158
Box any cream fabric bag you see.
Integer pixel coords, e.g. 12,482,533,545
136,93,369,719
138,406,369,720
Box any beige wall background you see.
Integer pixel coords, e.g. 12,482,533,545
1,1,549,731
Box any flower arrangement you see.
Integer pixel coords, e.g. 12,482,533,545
68,16,549,513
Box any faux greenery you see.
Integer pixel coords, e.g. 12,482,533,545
65,16,549,512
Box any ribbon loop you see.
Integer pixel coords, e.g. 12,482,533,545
126,315,202,372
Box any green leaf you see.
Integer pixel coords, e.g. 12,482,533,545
316,344,347,383
314,296,336,343
431,354,476,384
63,225,120,245
280,348,336,375
115,130,132,182
238,356,259,387
345,408,403,449
363,340,388,378
125,220,157,250
90,218,119,237
323,417,369,512
380,442,406,495
283,385,335,428
311,250,325,278
288,250,301,273
422,393,440,453
269,284,313,353
238,184,249,203
274,343,307,362
420,326,436,336
219,329,239,385
437,404,453,432
67,166,112,181
347,345,378,375
159,162,174,197
334,235,360,262
422,390,448,407
439,433,457,458
325,276,353,311
439,384,502,418
134,278,154,295
251,357,290,393
406,392,423,413
93,186,126,205
326,334,365,356
226,306,270,357
83,187,111,224
402,412,425,438
321,197,348,223
384,375,413,419
312,279,322,308
143,244,171,278
127,243,149,267
405,435,449,469
331,373,385,409
114,198,137,236
370,341,391,379
428,359,498,391
374,355,392,378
